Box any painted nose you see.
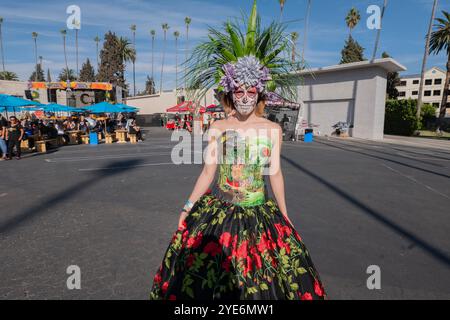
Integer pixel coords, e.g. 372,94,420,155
242,96,248,103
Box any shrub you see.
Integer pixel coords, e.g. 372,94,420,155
419,103,437,130
384,99,420,136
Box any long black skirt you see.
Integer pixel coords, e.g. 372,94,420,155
149,193,326,300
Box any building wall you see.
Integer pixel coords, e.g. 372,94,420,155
299,65,390,140
124,89,219,114
0,80,48,104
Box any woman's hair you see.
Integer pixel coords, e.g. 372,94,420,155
220,91,266,117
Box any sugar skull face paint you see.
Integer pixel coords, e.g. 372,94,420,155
232,86,258,116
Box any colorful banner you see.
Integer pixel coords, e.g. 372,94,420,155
31,82,112,91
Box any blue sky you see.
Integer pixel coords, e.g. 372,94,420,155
1,0,449,92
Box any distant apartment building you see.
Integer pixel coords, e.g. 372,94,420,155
396,67,449,112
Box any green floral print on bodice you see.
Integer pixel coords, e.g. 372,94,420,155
211,130,273,207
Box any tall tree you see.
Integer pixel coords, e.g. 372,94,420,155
278,0,286,21
61,29,70,78
340,35,365,64
372,0,387,60
174,30,180,94
0,17,5,72
97,31,127,89
184,17,191,90
94,35,100,71
0,71,18,81
130,24,137,96
29,63,45,81
160,23,170,93
32,32,38,81
47,68,52,82
58,68,77,81
302,0,311,62
345,7,361,37
417,0,438,120
79,58,96,82
429,10,450,132
382,52,400,99
118,36,136,66
150,29,156,80
291,32,299,62
75,29,79,77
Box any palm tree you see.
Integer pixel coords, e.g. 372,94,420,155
417,0,438,119
150,29,156,80
0,71,18,81
0,17,5,72
130,24,137,96
174,30,180,94
372,0,387,60
75,28,79,77
429,10,450,132
291,32,299,62
32,32,38,81
302,0,312,62
58,68,77,81
118,37,136,89
94,35,100,71
160,23,170,93
184,17,191,90
60,29,69,77
345,7,361,37
278,0,286,21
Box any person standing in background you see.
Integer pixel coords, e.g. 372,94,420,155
6,116,24,160
0,123,8,160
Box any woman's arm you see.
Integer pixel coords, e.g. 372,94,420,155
269,125,294,227
178,122,221,228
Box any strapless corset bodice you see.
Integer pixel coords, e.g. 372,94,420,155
210,130,273,207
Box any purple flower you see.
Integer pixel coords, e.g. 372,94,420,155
219,55,271,93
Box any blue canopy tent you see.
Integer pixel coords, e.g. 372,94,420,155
42,103,85,113
85,101,120,113
0,94,41,117
115,103,139,113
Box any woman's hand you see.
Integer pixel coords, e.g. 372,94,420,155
178,210,189,229
283,214,294,228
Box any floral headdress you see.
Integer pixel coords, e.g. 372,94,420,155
183,0,303,107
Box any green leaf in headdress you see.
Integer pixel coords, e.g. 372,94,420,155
245,0,258,55
226,22,244,58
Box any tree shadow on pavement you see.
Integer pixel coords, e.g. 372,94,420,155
314,139,450,180
0,158,145,236
281,154,450,267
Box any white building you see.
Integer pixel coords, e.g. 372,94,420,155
396,67,448,108
296,58,406,139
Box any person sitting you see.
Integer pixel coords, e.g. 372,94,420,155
128,118,143,141
55,122,69,145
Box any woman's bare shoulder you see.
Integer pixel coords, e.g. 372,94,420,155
258,117,282,131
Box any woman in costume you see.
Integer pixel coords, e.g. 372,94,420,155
150,0,326,300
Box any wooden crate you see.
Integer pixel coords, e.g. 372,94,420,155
129,134,137,144
105,134,116,144
36,141,46,153
81,135,90,144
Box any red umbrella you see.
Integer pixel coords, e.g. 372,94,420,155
166,101,204,113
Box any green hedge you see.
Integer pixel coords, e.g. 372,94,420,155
384,99,420,136
419,103,437,130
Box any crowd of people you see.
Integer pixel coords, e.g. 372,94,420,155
0,112,142,160
161,112,226,133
